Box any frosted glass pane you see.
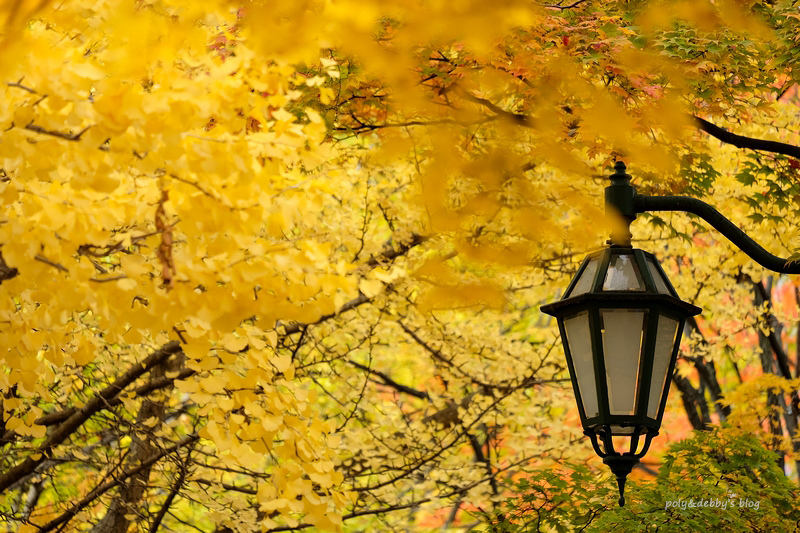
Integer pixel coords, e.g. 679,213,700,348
603,254,644,291
567,259,598,297
647,316,680,419
646,258,671,294
564,312,599,418
602,309,645,415
609,425,636,435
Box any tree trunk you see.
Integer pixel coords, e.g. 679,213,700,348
91,347,185,533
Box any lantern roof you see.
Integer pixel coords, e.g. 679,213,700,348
541,247,701,319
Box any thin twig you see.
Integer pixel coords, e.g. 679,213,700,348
88,274,127,283
24,123,91,142
149,446,191,533
34,254,68,272
168,173,220,201
6,79,37,93
541,0,589,9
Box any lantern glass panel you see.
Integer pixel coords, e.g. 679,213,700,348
566,258,599,297
647,315,680,418
601,309,646,415
563,311,599,418
646,257,671,295
603,254,645,291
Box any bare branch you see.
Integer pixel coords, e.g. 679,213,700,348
24,123,91,142
692,115,800,160
265,453,538,531
35,434,198,533
348,359,430,400
78,224,177,258
0,251,19,284
0,341,183,494
168,173,221,201
6,79,37,93
150,448,191,533
453,87,533,127
191,478,258,495
541,0,589,10
34,254,68,272
281,233,427,335
89,274,127,283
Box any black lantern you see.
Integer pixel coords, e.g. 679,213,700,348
541,246,700,506
539,160,800,506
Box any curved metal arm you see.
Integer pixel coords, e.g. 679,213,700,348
604,162,800,274
634,195,800,274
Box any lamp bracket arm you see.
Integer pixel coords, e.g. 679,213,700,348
634,194,800,274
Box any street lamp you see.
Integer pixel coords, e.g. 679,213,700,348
540,161,800,507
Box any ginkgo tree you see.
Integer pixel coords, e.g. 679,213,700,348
0,1,360,531
2,0,800,532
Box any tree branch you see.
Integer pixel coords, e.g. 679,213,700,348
3,368,195,437
453,88,533,127
348,359,430,400
0,341,183,494
35,434,198,533
149,448,191,533
23,123,91,142
281,233,427,335
6,79,37,93
671,372,709,431
0,250,19,284
91,341,185,533
191,478,258,495
692,115,800,159
265,453,537,531
541,0,589,9
360,233,427,271
685,317,731,421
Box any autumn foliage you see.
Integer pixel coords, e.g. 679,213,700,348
1,0,800,532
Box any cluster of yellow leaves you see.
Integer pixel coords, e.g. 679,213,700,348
0,0,367,529
241,0,539,66
721,373,800,458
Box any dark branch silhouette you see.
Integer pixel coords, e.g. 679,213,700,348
692,115,800,160
0,341,183,494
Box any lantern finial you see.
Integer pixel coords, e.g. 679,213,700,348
603,455,638,507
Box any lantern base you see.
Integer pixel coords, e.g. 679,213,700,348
603,455,639,507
